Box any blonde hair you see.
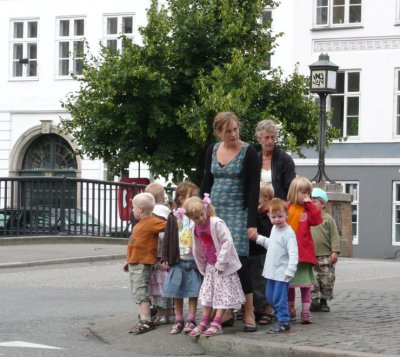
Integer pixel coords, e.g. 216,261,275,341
132,192,155,213
182,196,216,219
260,182,274,200
287,176,313,205
145,182,165,204
269,198,288,214
174,181,199,208
213,111,241,138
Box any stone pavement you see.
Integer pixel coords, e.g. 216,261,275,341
1,237,400,356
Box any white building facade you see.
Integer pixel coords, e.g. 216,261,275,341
0,0,151,181
271,0,400,259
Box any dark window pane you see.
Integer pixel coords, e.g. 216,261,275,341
74,59,83,75
28,61,37,76
74,19,84,36
347,116,358,136
107,18,118,34
59,59,69,75
317,8,328,25
60,20,69,36
262,10,272,25
28,43,37,59
13,43,23,59
317,0,328,5
330,95,344,135
122,17,133,33
107,39,117,53
336,72,344,93
59,42,69,58
347,97,359,115
333,0,345,5
349,5,361,23
347,72,360,92
333,7,345,24
28,21,38,38
397,185,400,201
14,22,24,38
13,62,23,77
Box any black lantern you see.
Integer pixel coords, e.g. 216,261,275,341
309,53,339,183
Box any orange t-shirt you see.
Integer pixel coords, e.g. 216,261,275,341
126,215,167,264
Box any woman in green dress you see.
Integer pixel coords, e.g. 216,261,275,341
201,111,260,332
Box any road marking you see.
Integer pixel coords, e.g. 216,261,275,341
0,341,63,349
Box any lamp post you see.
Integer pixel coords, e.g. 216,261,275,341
309,53,339,183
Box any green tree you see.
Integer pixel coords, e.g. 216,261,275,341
61,0,339,185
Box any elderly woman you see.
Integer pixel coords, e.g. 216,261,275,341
201,111,260,332
249,119,296,325
256,119,296,199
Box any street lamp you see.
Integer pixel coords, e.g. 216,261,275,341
309,53,339,183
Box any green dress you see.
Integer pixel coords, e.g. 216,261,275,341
210,142,249,257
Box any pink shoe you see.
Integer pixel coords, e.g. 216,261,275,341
301,310,312,324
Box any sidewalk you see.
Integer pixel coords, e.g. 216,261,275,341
1,238,400,356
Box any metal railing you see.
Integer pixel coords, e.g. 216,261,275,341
0,176,175,238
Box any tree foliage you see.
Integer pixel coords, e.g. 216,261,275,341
61,0,340,184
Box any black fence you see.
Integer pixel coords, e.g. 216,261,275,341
0,176,175,238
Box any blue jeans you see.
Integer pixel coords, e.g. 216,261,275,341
266,279,290,323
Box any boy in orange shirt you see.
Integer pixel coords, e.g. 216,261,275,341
123,192,167,335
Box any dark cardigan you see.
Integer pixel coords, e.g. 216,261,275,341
258,146,296,200
160,212,180,265
200,142,260,229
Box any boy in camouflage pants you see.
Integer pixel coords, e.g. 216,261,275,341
310,188,340,312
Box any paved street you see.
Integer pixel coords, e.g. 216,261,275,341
0,241,400,356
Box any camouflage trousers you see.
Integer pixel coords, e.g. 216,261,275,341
312,255,336,301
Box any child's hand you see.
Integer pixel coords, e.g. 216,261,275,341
247,227,258,240
284,275,293,282
217,269,223,275
331,252,338,264
248,234,257,241
123,262,129,273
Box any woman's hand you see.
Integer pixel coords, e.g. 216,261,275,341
123,262,129,272
247,227,258,240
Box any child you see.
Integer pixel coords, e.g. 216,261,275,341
183,195,245,337
310,187,340,312
123,192,167,335
145,183,174,324
251,198,298,333
251,182,274,325
161,181,202,334
286,177,322,324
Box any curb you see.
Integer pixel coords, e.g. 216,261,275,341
0,254,126,269
197,335,399,357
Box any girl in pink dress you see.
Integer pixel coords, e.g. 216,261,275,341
182,195,245,337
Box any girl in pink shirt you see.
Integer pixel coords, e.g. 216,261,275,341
183,195,245,337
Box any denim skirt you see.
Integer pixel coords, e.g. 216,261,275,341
162,260,203,298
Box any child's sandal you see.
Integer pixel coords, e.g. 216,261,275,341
203,322,223,337
169,320,184,334
189,322,207,337
183,320,196,333
129,320,156,335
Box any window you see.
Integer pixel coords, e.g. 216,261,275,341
392,182,400,245
56,17,85,77
330,70,360,137
338,181,359,244
10,19,38,78
395,69,400,136
397,0,400,24
103,14,134,53
314,0,362,28
260,8,273,70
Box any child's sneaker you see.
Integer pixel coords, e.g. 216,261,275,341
267,322,290,334
301,310,312,324
153,315,168,325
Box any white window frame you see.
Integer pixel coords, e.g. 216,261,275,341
9,18,39,80
392,182,400,245
338,181,359,245
396,0,400,24
55,16,86,78
394,69,400,137
313,0,362,28
103,13,135,54
329,70,361,138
